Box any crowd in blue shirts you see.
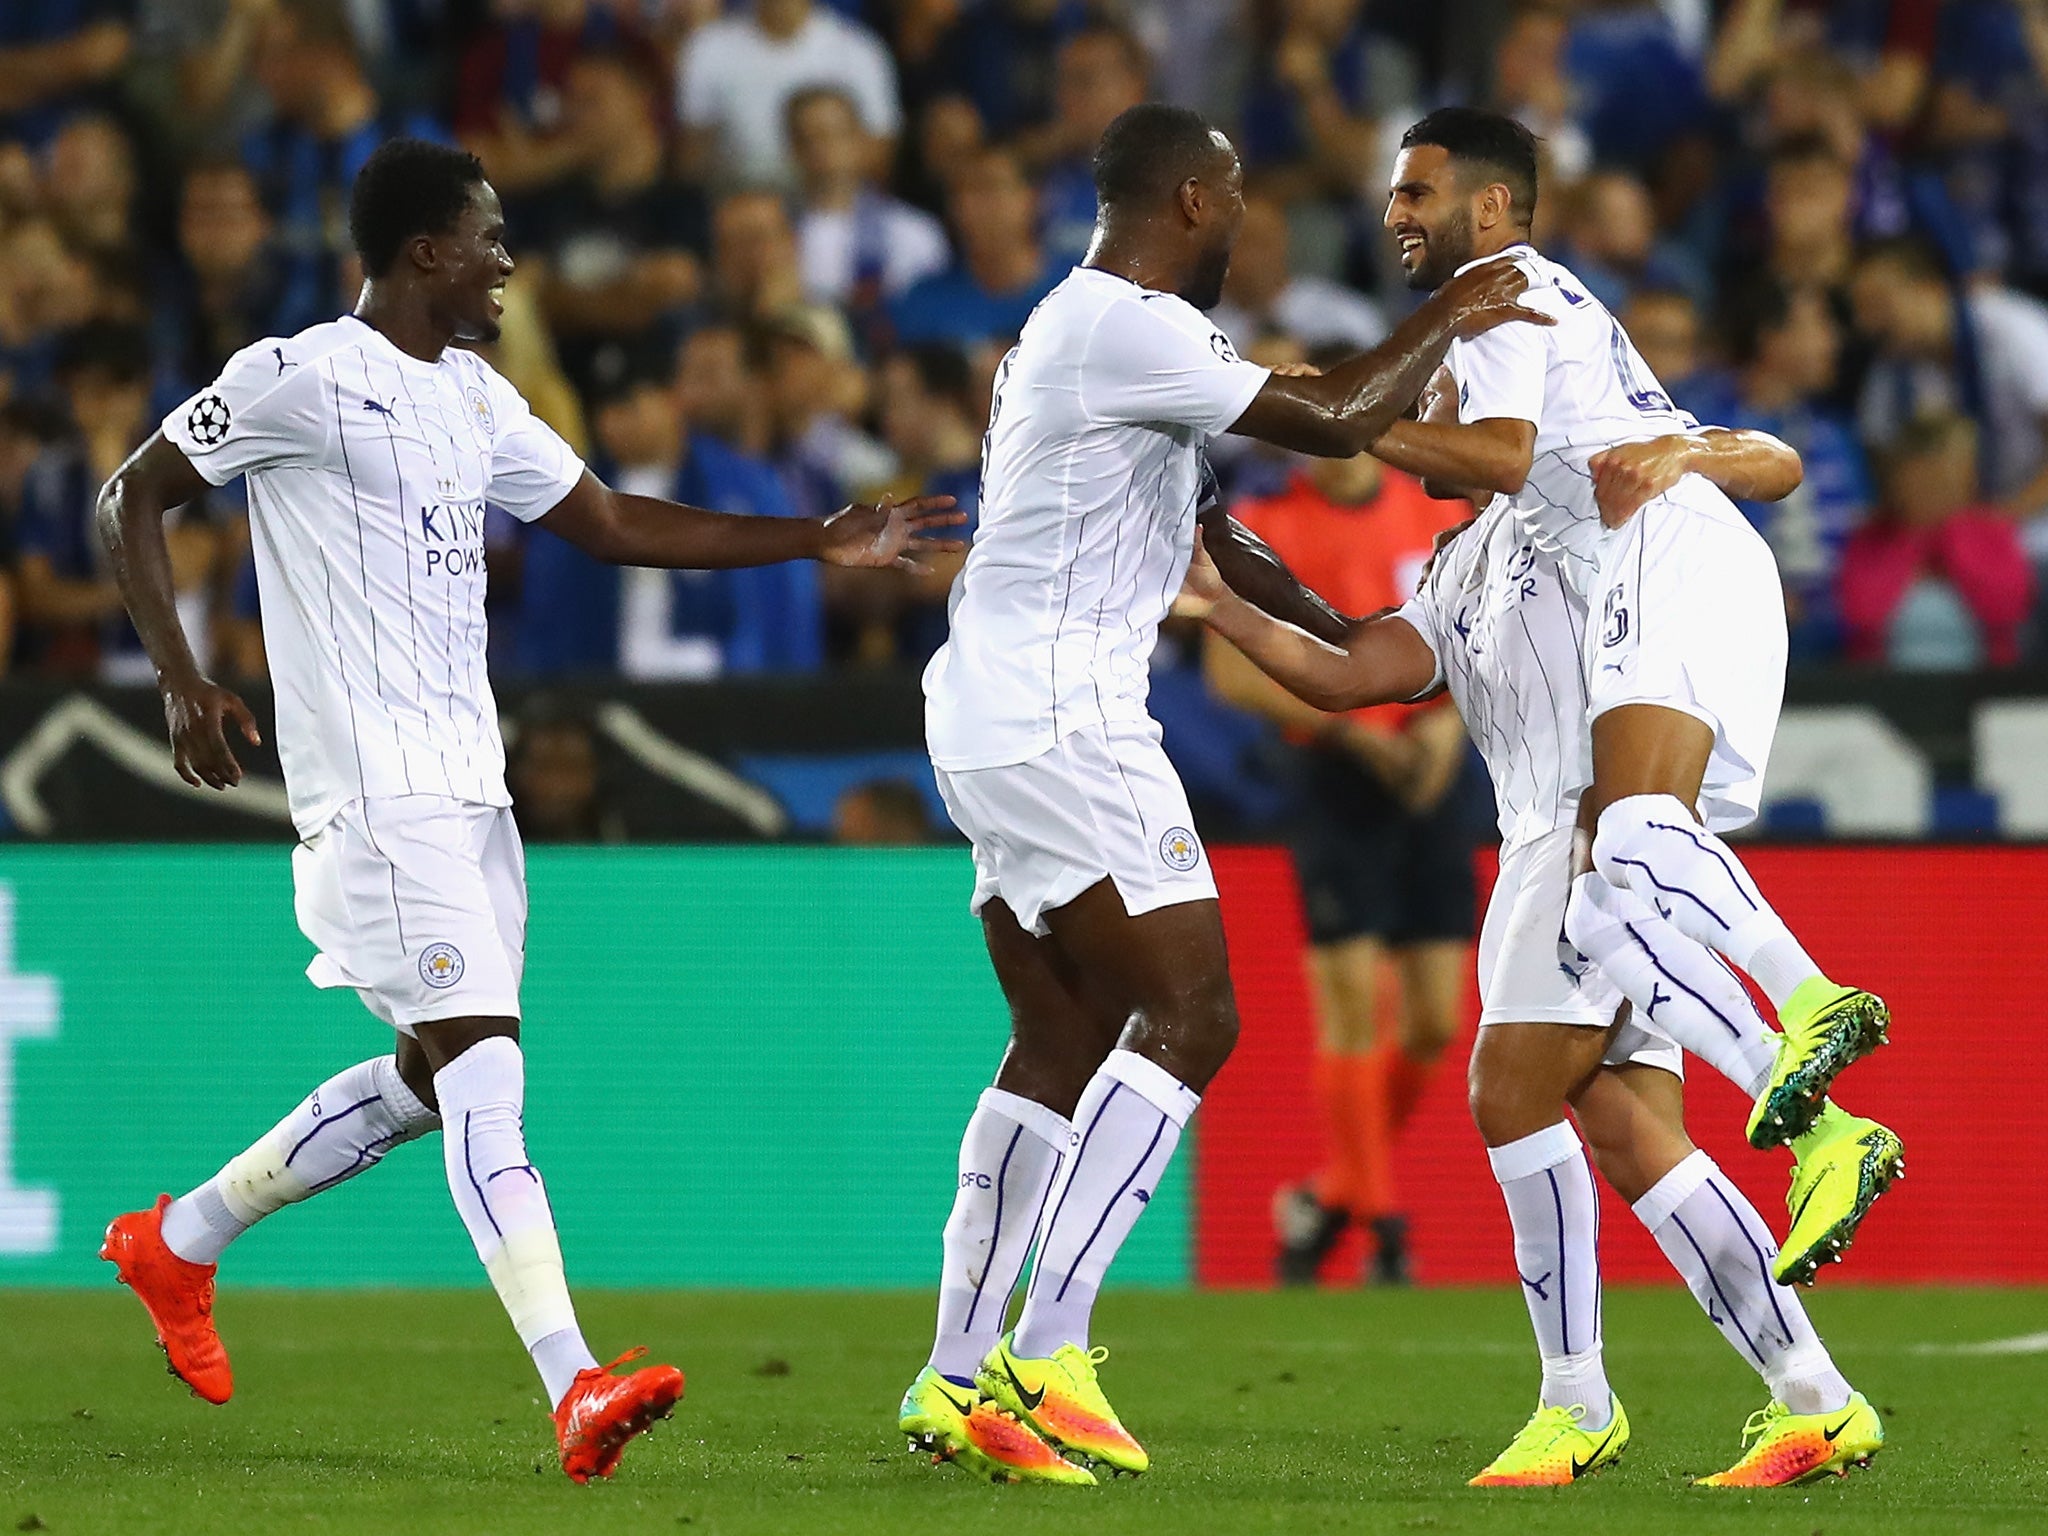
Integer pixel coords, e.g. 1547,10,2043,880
0,0,2045,690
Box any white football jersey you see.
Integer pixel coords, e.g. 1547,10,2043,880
1396,498,1592,854
1445,244,1698,591
164,316,585,836
923,268,1270,770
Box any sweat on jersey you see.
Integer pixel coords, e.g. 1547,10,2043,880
1445,243,1703,593
922,267,1272,771
1394,498,1592,855
162,315,586,837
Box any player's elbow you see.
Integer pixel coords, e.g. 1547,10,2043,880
1489,453,1530,496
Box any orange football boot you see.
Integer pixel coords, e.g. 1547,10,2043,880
553,1348,687,1483
99,1194,234,1405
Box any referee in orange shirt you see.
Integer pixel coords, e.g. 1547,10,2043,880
1206,426,1478,1286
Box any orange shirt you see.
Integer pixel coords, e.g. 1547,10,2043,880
1233,468,1469,734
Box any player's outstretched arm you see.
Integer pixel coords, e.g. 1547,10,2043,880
1588,427,1804,527
96,433,262,791
1178,531,1438,711
538,471,965,571
1228,260,1550,458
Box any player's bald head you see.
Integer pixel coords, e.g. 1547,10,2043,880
1092,103,1234,213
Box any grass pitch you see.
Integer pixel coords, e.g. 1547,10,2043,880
1,1286,2041,1535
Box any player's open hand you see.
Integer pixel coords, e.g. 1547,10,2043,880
1172,528,1228,621
1590,435,1695,527
818,494,967,572
161,674,262,791
1441,259,1554,340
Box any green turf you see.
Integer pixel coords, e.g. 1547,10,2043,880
2,1287,2041,1535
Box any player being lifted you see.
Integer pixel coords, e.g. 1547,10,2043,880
1364,109,1903,1243
897,103,1548,1485
1177,422,1886,1488
94,139,961,1483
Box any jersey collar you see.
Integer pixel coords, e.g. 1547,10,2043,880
1451,242,1534,278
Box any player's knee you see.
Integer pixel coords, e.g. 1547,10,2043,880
1589,792,1692,889
1466,1048,1525,1146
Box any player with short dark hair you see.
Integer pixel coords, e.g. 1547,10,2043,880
94,136,960,1484
896,101,1548,1484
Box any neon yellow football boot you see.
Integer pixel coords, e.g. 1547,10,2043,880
1776,1107,1904,1285
975,1335,1148,1475
1747,979,1891,1149
898,1367,1097,1485
1696,1392,1883,1486
1469,1397,1630,1487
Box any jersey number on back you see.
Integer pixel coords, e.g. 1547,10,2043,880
1607,319,1674,415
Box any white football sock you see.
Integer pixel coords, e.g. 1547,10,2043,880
160,1055,440,1266
1565,872,1779,1098
1488,1122,1612,1430
1590,794,1823,1008
1012,1050,1197,1360
1634,1151,1851,1414
929,1087,1071,1382
434,1037,597,1407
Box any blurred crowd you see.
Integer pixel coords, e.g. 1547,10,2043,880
2,0,2047,689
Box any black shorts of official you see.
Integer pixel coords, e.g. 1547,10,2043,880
1284,742,1480,948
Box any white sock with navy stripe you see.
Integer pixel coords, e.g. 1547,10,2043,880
160,1054,440,1266
1011,1050,1198,1360
927,1087,1072,1382
434,1037,597,1407
1488,1122,1612,1430
1634,1151,1850,1414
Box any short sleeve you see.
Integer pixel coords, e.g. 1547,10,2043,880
1449,308,1549,428
480,367,585,524
1392,595,1447,695
1083,297,1272,434
162,341,327,486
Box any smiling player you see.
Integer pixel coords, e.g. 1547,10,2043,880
93,138,960,1483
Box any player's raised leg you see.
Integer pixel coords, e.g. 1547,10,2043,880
1576,1066,1884,1486
100,1045,441,1403
902,899,1101,1486
1584,705,1890,1147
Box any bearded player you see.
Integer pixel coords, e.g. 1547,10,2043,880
1179,421,1887,1488
896,103,1549,1485
1363,109,1902,1240
94,139,960,1483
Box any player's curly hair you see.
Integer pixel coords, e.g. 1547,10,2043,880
348,137,488,278
1400,107,1540,229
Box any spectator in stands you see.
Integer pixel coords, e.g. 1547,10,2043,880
1839,412,2035,669
1563,0,1712,174
0,0,132,148
676,0,900,187
1209,192,1384,355
1851,238,2048,561
16,322,220,681
244,0,445,329
1696,279,1872,659
0,217,99,399
1240,0,1416,207
1758,133,1860,299
0,400,66,677
516,357,821,678
786,85,950,323
889,146,1060,348
710,186,807,324
454,0,659,204
508,695,622,843
1490,1,1592,184
43,113,136,264
675,319,770,457
832,777,935,844
762,306,893,525
1556,168,1708,313
823,341,979,664
902,0,1077,142
1619,287,1713,413
1207,423,1476,1287
1019,23,1148,267
524,48,705,354
1920,0,2048,286
158,158,304,392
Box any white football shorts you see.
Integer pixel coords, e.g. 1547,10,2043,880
934,720,1217,936
292,794,526,1032
1478,826,1681,1077
1582,483,1788,834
